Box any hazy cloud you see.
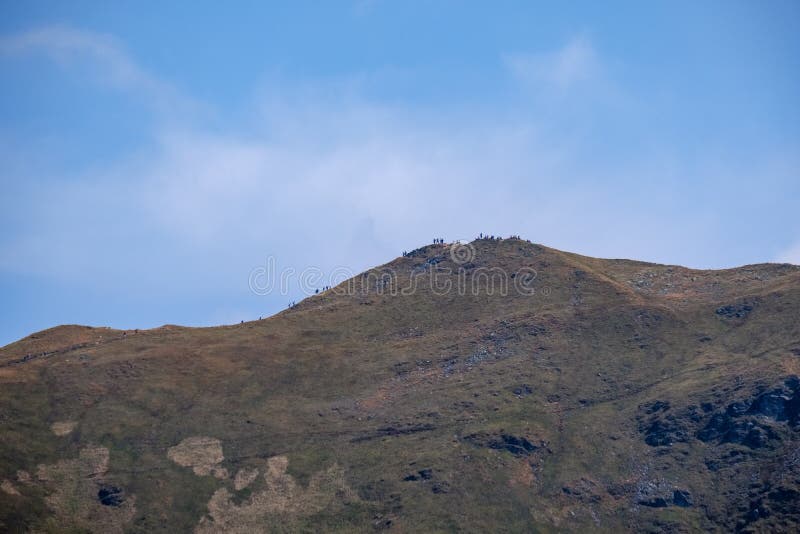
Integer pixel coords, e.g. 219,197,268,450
0,26,195,114
776,241,800,265
504,36,600,91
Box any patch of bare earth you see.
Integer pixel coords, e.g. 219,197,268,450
50,420,77,436
358,365,442,413
233,467,260,491
195,455,359,533
1,479,20,496
509,459,536,488
0,368,23,382
167,436,229,479
34,446,135,533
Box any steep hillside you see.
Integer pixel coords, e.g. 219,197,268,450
1,238,799,533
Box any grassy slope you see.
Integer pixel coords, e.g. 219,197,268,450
1,239,799,533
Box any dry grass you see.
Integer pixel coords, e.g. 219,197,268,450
167,436,228,479
1,239,798,532
196,455,359,533
233,467,260,491
32,446,135,533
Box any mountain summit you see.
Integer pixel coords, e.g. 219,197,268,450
2,238,799,532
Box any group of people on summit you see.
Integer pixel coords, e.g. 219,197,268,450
281,234,530,311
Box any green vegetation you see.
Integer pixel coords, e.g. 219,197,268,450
1,239,799,532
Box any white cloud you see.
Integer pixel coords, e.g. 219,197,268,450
0,26,196,115
1,24,796,321
505,36,600,91
1,92,727,297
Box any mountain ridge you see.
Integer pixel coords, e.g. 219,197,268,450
4,239,798,357
1,238,799,532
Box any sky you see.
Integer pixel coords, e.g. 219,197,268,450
1,0,799,345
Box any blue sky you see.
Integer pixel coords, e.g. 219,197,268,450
1,1,799,345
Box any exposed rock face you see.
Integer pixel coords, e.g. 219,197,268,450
748,377,800,425
640,416,690,447
463,432,541,456
98,485,125,507
715,301,756,320
637,400,697,446
697,377,799,448
638,377,800,451
634,376,800,530
672,489,693,507
629,476,693,509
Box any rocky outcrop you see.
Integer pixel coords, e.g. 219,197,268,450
634,479,693,508
697,377,799,448
637,400,694,447
463,432,542,456
715,299,758,320
638,376,799,450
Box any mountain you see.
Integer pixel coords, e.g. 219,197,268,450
1,238,799,533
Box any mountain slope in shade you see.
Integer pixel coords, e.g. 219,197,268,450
1,238,799,533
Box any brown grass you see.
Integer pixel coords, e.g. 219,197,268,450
1,239,798,532
33,446,135,533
